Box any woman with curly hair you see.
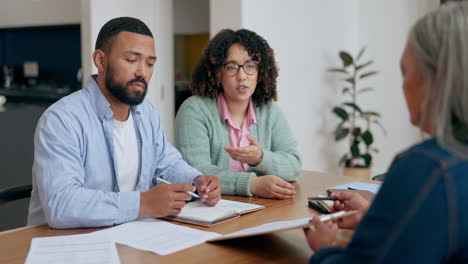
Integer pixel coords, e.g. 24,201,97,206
174,29,302,199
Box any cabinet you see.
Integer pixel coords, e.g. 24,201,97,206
0,0,80,28
0,103,47,231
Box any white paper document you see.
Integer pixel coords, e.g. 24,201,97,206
25,233,120,264
25,216,317,261
94,218,221,256
208,217,312,242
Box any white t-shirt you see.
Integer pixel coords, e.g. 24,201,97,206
113,112,140,192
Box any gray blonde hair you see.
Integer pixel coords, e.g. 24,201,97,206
410,2,468,159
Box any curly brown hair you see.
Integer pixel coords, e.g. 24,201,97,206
190,29,278,106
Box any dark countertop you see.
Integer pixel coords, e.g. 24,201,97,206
0,84,78,103
0,102,47,231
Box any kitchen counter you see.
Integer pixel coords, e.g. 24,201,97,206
0,85,78,103
0,102,48,231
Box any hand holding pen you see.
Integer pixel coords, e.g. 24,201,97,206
308,191,371,229
329,191,371,229
139,180,196,218
156,178,200,198
309,190,371,212
193,175,222,206
331,191,371,214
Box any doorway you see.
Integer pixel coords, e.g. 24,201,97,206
173,0,210,114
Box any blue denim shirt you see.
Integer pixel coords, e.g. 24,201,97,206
27,76,202,228
311,138,468,263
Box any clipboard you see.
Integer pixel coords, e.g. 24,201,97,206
207,210,357,242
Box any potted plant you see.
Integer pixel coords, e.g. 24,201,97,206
328,47,385,179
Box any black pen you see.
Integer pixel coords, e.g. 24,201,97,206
307,196,337,201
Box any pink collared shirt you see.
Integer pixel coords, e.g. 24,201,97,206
217,93,257,172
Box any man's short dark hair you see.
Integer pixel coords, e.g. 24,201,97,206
95,17,153,52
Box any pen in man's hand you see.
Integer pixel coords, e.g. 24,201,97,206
307,196,338,201
156,178,200,198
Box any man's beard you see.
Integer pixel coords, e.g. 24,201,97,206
105,67,148,106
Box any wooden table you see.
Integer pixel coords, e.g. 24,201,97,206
0,171,376,264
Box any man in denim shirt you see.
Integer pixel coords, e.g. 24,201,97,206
27,17,221,228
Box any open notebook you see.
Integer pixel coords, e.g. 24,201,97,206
164,199,265,227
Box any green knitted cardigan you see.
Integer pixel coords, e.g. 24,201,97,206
174,96,302,196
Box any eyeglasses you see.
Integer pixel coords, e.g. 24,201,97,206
222,60,259,76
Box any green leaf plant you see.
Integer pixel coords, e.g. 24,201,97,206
329,47,386,168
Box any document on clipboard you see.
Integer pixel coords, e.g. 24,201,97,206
207,210,357,242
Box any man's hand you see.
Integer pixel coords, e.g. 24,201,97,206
330,191,371,229
195,175,221,206
224,136,263,165
250,175,296,199
139,183,194,217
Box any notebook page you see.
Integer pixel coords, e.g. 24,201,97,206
178,201,235,221
216,199,264,214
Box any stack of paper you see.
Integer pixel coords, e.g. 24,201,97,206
25,233,120,264
25,219,222,263
93,218,221,255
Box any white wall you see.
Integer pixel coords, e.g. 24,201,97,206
211,0,439,175
241,0,360,175
80,0,175,141
356,0,439,174
152,0,175,140
0,0,80,28
210,0,241,37
174,0,209,34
